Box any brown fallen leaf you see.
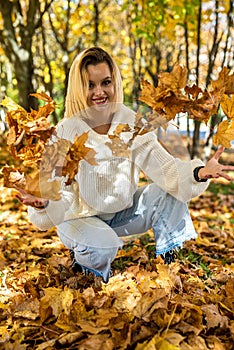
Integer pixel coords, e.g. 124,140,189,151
201,304,229,330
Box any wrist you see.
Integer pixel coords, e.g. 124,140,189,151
198,167,206,179
34,200,49,209
193,166,208,182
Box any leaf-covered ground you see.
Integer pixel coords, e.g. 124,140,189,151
0,133,234,350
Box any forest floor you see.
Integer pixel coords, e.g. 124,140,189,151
0,133,234,350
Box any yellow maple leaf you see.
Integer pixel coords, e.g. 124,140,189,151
220,94,234,119
136,335,180,350
1,93,55,161
41,138,72,176
213,119,234,148
1,94,98,199
40,287,73,322
1,96,27,114
109,123,132,136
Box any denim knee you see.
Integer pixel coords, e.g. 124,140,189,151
73,244,118,276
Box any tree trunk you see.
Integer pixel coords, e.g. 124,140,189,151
93,0,99,46
191,0,202,159
13,49,35,110
0,0,53,110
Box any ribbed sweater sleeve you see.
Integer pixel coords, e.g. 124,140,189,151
28,186,74,231
131,132,209,202
27,119,81,231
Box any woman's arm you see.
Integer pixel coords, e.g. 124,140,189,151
131,132,210,202
17,184,75,231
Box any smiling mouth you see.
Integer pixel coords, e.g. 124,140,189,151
92,97,108,105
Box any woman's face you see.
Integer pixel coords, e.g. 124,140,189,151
86,62,115,107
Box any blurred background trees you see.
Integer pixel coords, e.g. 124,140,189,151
0,0,233,157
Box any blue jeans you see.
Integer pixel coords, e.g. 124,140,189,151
57,183,196,282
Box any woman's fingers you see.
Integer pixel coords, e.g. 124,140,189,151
222,165,234,171
213,146,225,160
15,187,45,206
217,171,232,181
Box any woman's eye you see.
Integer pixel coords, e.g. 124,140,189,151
89,82,94,89
103,80,111,86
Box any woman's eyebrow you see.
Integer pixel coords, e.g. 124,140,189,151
88,76,112,83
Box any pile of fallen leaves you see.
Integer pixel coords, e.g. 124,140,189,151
0,133,234,350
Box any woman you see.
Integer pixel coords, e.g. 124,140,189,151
18,47,234,282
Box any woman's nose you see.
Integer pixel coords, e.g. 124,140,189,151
94,84,104,95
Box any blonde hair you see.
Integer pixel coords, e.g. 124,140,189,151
65,47,123,118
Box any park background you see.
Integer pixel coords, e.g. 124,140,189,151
0,1,233,349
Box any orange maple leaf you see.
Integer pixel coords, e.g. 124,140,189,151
62,132,97,185
211,67,234,95
1,93,55,158
158,63,188,92
1,165,61,200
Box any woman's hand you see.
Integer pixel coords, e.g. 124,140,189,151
198,146,234,181
15,188,49,209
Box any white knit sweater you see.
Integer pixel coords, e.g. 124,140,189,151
28,105,209,230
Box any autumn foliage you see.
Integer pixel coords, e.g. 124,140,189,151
1,93,97,199
139,65,234,147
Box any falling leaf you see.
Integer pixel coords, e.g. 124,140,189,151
1,94,97,198
158,63,188,91
1,96,27,114
30,91,55,104
138,65,233,147
220,94,234,119
1,165,61,200
62,132,97,185
213,119,234,148
25,170,61,200
188,89,222,123
2,166,26,189
107,123,133,157
185,85,203,99
211,67,234,94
